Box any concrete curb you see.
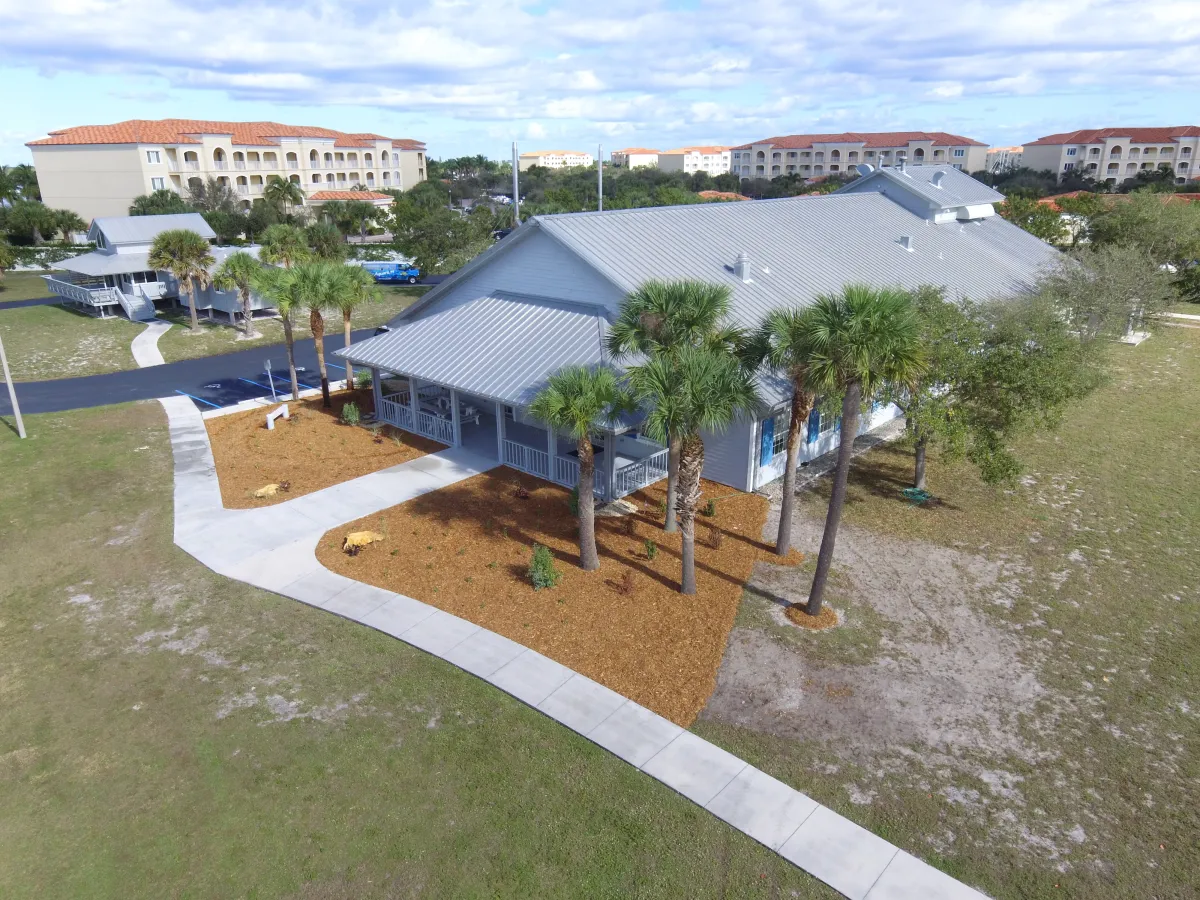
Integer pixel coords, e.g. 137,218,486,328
158,394,989,900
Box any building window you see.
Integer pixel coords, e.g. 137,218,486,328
1066,147,1077,156
150,177,165,190
1089,148,1100,157
1063,162,1074,171
953,148,965,157
146,150,161,164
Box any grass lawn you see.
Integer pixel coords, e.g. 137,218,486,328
696,326,1200,899
0,402,834,899
0,271,58,303
156,284,428,365
0,303,142,380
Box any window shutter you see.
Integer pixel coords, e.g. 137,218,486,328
759,417,775,464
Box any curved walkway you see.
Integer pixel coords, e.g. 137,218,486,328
132,320,172,367
158,394,988,900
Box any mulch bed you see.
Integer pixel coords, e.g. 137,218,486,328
785,604,839,630
316,467,803,726
206,389,442,509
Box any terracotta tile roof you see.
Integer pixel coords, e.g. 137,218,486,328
1025,127,1200,146
697,190,748,200
730,131,986,150
307,190,393,202
663,146,730,154
613,148,660,155
27,119,425,150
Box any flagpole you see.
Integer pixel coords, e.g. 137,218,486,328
511,142,521,227
598,143,603,212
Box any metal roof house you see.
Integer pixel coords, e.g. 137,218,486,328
44,213,268,323
339,165,1060,499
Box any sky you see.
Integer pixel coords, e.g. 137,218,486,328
2,0,1199,165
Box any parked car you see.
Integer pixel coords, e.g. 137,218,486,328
360,262,421,284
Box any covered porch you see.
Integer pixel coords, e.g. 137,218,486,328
371,371,668,502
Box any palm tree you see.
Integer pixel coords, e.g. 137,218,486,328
803,285,926,616
318,200,349,236
251,267,303,400
628,346,760,594
259,224,309,270
529,366,632,571
213,251,263,338
343,200,376,240
11,164,40,201
187,176,238,214
263,177,304,216
749,307,820,557
294,262,339,408
0,241,15,285
305,222,345,262
606,279,743,532
129,189,191,216
52,209,86,243
148,229,216,333
328,265,380,387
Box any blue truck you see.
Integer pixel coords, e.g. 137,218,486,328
359,262,421,284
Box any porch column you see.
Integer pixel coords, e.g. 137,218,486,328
408,376,420,428
495,402,506,463
546,425,556,471
370,367,382,413
604,429,618,501
450,388,462,446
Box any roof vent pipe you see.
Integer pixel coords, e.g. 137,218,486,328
734,252,752,283
899,235,914,252
931,171,945,188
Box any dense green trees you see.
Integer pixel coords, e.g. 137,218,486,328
129,189,192,216
147,229,216,334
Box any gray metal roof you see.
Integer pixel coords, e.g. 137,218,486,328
534,192,1059,329
57,243,259,277
90,213,216,245
842,165,1005,208
338,291,609,407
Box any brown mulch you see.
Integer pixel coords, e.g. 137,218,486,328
205,389,442,508
315,468,803,726
785,604,839,630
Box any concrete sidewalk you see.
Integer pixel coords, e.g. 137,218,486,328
159,394,989,900
132,320,171,367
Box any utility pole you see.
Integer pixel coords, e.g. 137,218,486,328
511,142,521,227
0,333,26,439
598,143,604,212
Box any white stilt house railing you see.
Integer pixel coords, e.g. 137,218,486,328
553,455,580,488
503,440,550,478
613,447,670,498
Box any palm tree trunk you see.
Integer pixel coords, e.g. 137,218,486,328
807,382,862,616
311,309,331,408
577,439,600,571
776,389,812,556
914,435,928,491
677,434,705,595
343,310,354,388
664,434,681,532
241,287,258,338
186,280,200,333
282,317,300,400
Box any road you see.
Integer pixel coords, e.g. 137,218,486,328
0,329,380,416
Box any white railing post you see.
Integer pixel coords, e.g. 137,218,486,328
408,376,420,431
495,401,505,462
371,368,382,414
450,388,461,446
604,430,617,502
546,425,556,473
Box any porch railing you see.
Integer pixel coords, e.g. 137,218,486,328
42,276,119,307
379,394,414,431
552,455,579,488
417,411,454,445
613,447,670,498
503,440,549,479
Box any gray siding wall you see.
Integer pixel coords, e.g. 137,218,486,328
416,229,625,319
700,416,756,492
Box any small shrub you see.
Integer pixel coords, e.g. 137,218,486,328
568,486,579,517
701,498,716,517
486,561,498,569
354,370,373,389
616,570,635,596
644,539,658,561
656,500,667,515
513,480,529,500
623,515,637,537
340,401,361,426
707,524,724,549
528,544,562,591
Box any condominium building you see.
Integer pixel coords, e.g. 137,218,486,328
985,146,1023,172
730,132,988,180
658,146,731,177
27,119,427,222
518,150,594,171
610,148,660,169
1021,127,1200,184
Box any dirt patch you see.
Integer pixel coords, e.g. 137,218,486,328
703,499,1048,767
315,468,801,726
785,604,839,630
205,389,442,508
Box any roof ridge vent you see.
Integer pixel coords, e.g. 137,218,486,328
931,170,945,188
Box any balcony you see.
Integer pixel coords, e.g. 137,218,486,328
41,275,120,310
234,161,246,170
287,161,299,169
184,161,199,171
213,161,228,170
